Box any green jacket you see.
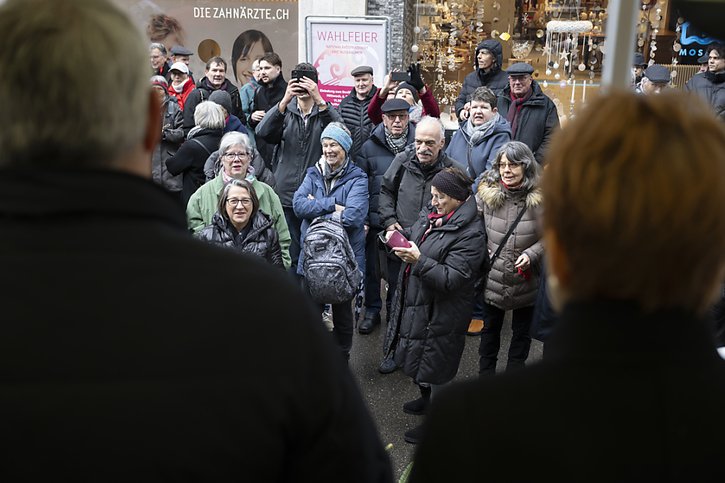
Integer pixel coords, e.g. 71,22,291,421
187,175,291,269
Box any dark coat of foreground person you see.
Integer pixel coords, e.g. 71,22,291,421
0,169,393,483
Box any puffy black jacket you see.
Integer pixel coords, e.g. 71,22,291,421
357,122,415,230
166,127,223,206
455,39,509,117
182,77,242,133
378,147,464,230
152,96,184,192
338,86,377,158
385,197,487,385
497,81,560,165
196,210,284,267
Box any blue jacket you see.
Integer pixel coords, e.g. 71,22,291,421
292,159,369,276
444,113,511,179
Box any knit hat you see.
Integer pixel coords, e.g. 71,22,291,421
320,123,352,154
209,90,232,114
150,75,167,92
395,82,419,103
431,169,471,202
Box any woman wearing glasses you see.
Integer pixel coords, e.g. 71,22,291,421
197,179,284,267
476,141,543,376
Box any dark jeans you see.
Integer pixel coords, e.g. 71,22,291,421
364,231,382,315
478,303,534,376
317,301,354,361
283,206,302,277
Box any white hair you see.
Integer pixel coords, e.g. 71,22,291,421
416,116,445,140
0,0,149,167
218,131,252,156
194,101,226,130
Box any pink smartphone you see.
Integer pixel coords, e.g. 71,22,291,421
385,230,411,249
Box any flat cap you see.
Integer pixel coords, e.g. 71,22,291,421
698,53,709,64
351,65,373,76
633,52,646,66
170,45,194,56
169,61,189,74
644,64,670,84
507,62,534,75
381,98,411,113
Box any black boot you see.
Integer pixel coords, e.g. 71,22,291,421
358,312,381,334
403,385,431,415
404,424,425,444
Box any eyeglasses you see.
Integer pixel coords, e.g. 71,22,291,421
384,113,409,121
226,198,253,207
224,152,249,159
498,161,523,169
509,75,531,83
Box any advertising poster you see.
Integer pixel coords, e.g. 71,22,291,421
116,0,298,88
307,17,389,107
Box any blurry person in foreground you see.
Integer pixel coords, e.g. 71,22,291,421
411,91,725,482
0,1,393,481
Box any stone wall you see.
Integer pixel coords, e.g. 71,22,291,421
367,0,416,68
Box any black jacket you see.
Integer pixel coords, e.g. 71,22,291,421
357,122,416,230
378,146,464,230
337,86,377,158
685,70,725,120
496,81,560,165
0,168,393,483
455,68,509,118
151,96,184,192
197,210,283,267
412,301,725,482
251,75,288,167
166,127,223,206
386,197,487,385
182,77,242,133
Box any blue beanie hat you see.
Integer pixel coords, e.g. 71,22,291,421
320,123,352,154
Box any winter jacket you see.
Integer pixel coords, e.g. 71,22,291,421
357,122,416,230
251,75,288,167
256,99,342,207
196,210,284,268
338,86,377,158
454,40,509,118
497,81,560,165
182,77,242,133
385,197,487,385
224,115,248,136
476,179,543,310
168,77,195,112
292,159,369,276
151,96,184,192
166,127,223,206
203,151,276,189
238,78,259,147
444,114,511,179
186,174,291,269
685,70,725,120
378,147,465,230
367,86,441,125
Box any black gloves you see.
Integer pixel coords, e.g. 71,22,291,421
407,63,425,91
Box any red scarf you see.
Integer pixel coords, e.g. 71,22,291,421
506,89,532,138
403,210,456,278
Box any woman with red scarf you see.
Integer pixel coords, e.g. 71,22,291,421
382,166,487,444
476,141,543,377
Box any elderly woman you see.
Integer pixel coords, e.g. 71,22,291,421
166,101,225,205
476,141,543,376
384,166,486,444
292,122,368,361
196,179,283,267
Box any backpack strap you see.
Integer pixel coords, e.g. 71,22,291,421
190,138,212,157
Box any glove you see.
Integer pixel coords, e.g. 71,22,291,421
407,63,425,91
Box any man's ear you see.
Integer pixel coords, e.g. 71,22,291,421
143,88,162,153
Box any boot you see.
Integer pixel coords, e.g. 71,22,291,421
403,385,431,415
358,312,381,334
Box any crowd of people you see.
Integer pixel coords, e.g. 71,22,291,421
2,0,724,480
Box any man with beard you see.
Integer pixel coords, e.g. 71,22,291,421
377,116,464,373
357,98,416,336
455,39,509,121
686,44,725,120
182,57,243,135
338,65,377,159
250,52,287,168
496,63,559,165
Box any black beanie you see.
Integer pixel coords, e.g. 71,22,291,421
395,82,420,102
432,169,471,202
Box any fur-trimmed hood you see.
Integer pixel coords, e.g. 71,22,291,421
476,179,542,212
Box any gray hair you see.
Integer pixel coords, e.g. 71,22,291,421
218,131,252,157
0,0,149,167
149,42,167,55
491,141,542,191
194,101,225,129
416,116,445,140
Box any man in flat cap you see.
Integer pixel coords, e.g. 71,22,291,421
496,62,559,165
338,65,377,159
169,45,195,83
638,64,671,95
632,52,647,86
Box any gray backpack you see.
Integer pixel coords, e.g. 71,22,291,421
302,215,361,304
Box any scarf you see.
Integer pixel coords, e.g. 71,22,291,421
506,89,533,138
404,210,456,278
462,113,500,146
171,77,189,93
221,165,256,185
409,104,423,123
385,125,409,154
319,157,348,192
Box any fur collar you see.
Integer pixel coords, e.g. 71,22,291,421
476,179,542,212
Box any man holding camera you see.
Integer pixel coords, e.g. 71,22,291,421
256,63,342,275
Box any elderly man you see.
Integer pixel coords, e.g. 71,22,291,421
251,52,287,168
686,44,725,120
378,116,464,372
149,42,171,81
182,56,243,134
0,0,393,481
496,62,559,165
455,39,509,121
637,64,671,95
170,44,193,66
338,65,378,159
357,98,416,335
